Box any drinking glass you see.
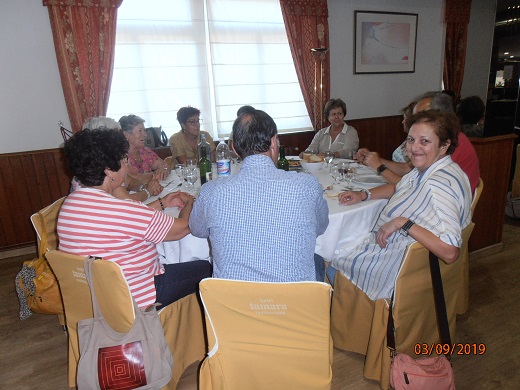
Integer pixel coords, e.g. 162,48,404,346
184,167,198,189
186,158,197,169
330,164,340,185
324,150,334,167
174,164,186,184
345,164,358,188
338,161,349,182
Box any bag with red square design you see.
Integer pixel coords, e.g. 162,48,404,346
77,257,173,390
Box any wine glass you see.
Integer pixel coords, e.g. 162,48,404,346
345,164,358,188
186,158,197,169
184,166,198,189
174,164,186,185
324,150,334,167
338,161,349,182
330,164,340,185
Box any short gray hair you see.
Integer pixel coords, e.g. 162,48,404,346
119,114,145,133
413,91,454,113
82,116,121,130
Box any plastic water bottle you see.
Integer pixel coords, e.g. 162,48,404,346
198,134,212,162
216,139,231,176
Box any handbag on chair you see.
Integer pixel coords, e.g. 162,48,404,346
15,212,63,319
388,251,456,390
77,257,173,390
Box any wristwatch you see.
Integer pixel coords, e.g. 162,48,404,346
360,189,371,202
377,164,388,175
400,220,415,237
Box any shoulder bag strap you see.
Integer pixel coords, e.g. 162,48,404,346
387,251,451,359
428,251,452,358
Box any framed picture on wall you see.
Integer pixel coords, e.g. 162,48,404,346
354,11,418,74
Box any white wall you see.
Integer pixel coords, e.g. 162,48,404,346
0,0,495,153
328,0,445,119
460,0,496,100
0,0,70,154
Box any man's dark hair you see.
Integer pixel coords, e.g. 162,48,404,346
236,105,255,117
232,110,277,158
456,96,485,124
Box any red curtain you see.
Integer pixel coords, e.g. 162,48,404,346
280,0,330,130
43,0,123,132
443,0,472,101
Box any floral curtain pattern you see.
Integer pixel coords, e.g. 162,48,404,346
43,0,122,132
280,0,329,130
443,0,472,100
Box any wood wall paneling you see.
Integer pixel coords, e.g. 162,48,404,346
469,134,517,252
2,117,509,254
0,149,72,250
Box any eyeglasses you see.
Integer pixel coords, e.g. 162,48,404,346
186,118,203,125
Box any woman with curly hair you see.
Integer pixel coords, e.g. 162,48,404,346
58,128,212,309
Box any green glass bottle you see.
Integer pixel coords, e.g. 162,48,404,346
199,145,212,184
277,145,289,171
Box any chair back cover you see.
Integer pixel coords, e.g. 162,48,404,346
198,278,333,390
30,197,66,252
46,250,206,389
392,222,474,353
471,178,484,216
330,223,474,389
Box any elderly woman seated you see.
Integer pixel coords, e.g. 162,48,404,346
329,110,472,299
120,114,171,181
58,128,212,309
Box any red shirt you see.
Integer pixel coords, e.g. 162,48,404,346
452,133,480,194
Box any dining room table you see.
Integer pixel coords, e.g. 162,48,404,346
146,158,389,265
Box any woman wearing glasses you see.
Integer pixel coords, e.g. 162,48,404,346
119,114,171,180
169,106,216,164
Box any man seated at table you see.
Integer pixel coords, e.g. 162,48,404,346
189,109,329,282
355,91,480,193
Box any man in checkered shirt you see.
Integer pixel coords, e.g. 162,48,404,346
189,109,329,282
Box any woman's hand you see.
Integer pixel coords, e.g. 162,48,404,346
153,167,169,181
338,190,363,205
146,178,163,196
375,217,407,248
163,191,195,209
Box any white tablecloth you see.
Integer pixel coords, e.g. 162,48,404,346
149,159,387,264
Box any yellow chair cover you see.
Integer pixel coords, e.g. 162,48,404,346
331,223,474,390
30,197,66,324
457,182,482,315
46,250,205,389
198,278,333,390
30,197,66,253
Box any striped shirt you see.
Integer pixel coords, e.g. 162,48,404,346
332,156,472,300
57,188,174,308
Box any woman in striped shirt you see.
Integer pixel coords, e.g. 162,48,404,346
332,110,472,300
57,128,212,309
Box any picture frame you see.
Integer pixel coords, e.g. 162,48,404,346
354,11,418,74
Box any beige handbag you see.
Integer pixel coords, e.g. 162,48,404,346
77,257,173,390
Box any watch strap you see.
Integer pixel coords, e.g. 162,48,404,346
400,219,415,236
377,164,388,175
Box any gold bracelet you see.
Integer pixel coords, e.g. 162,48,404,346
158,197,165,211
